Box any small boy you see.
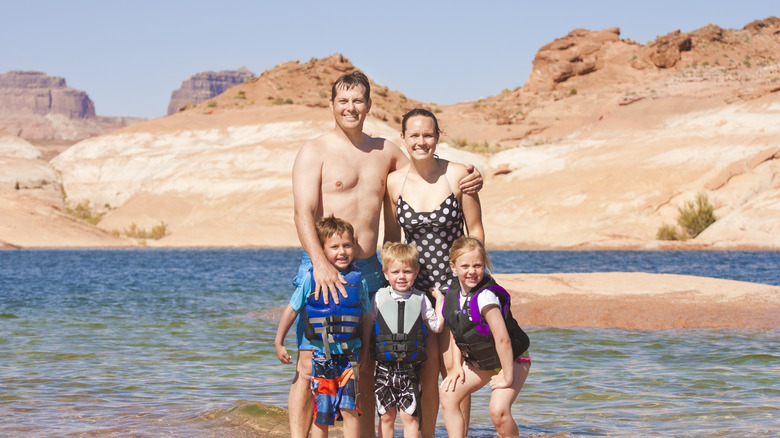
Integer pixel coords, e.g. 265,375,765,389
275,215,371,438
370,242,445,438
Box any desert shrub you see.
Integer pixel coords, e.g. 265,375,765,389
66,202,103,225
570,88,578,95
207,100,217,108
656,224,684,241
271,98,294,105
235,90,247,99
122,221,168,240
656,193,717,240
677,193,717,238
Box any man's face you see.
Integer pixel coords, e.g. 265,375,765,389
329,85,371,131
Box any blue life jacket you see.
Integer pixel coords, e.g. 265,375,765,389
442,274,529,370
372,287,428,364
303,265,363,359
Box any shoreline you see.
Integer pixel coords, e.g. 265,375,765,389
496,272,780,330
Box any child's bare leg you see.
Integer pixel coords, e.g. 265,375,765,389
489,362,530,438
289,349,313,438
341,408,360,438
440,364,491,438
378,407,397,438
420,332,440,438
311,423,328,438
400,409,421,438
439,327,470,436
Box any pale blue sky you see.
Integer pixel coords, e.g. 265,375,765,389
2,0,776,118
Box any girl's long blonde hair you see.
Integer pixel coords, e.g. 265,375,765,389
448,236,492,272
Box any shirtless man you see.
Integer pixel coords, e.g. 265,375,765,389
288,71,480,438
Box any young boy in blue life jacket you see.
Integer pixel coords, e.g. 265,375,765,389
275,215,371,438
370,242,445,438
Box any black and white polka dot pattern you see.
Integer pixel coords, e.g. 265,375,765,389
397,193,464,293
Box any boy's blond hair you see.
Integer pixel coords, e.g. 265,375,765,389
381,241,420,272
315,214,356,246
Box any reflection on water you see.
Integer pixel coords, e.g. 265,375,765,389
1,249,778,437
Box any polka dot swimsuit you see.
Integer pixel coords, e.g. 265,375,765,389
396,168,464,294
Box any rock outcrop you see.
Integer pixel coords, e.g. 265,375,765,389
0,130,131,248
0,71,142,141
167,68,255,115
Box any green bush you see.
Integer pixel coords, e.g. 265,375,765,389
656,193,717,240
677,193,717,238
66,202,103,225
122,221,168,240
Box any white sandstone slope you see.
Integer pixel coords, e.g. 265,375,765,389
478,92,780,249
0,131,131,248
52,106,399,247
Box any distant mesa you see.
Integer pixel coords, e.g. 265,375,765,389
167,67,255,115
0,70,143,141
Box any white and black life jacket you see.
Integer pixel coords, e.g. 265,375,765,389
372,286,428,364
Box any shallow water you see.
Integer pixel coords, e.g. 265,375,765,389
1,249,778,437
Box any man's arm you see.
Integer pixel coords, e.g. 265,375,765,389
459,164,483,195
292,141,346,303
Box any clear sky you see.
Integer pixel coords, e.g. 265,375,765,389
2,0,776,118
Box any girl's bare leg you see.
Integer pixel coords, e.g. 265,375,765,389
489,362,530,438
439,326,470,436
439,363,492,438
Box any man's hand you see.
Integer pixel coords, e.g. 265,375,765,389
311,261,348,304
459,164,483,195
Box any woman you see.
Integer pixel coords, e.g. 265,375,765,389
384,108,484,438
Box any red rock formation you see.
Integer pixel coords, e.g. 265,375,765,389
0,71,142,141
167,67,255,115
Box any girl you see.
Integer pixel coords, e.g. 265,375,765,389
438,237,530,438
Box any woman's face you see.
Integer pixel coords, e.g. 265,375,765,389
449,248,485,293
401,115,438,161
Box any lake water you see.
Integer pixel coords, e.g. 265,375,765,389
1,249,778,437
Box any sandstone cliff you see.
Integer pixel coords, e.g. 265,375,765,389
0,130,132,248
167,68,255,115
0,71,142,141
9,18,780,249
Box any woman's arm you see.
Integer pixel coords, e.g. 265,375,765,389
382,176,402,243
483,305,514,388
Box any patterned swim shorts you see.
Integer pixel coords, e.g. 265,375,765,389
310,349,360,425
374,361,422,417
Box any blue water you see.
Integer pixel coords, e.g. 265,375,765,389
1,249,778,437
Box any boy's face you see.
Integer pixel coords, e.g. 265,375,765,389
383,260,418,292
323,232,354,271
